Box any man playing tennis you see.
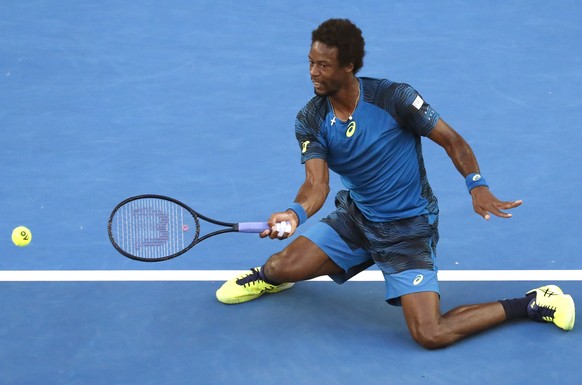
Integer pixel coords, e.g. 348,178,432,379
216,18,575,348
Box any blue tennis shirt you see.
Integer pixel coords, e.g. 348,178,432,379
295,77,440,222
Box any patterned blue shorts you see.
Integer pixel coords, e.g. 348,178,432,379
302,190,440,305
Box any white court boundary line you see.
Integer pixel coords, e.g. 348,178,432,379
0,270,581,282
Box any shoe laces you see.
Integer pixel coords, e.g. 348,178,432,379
236,268,265,287
529,289,559,322
531,300,556,322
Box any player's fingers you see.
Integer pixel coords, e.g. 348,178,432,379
269,224,279,239
275,221,292,239
478,203,513,220
488,199,522,218
499,199,523,209
478,209,491,220
268,221,290,239
489,208,511,218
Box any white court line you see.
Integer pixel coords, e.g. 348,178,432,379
0,270,581,282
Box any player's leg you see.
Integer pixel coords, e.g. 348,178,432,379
401,284,576,349
215,235,339,304
370,213,503,348
216,212,372,305
376,221,575,347
377,266,493,349
400,291,506,349
263,210,374,285
262,235,344,283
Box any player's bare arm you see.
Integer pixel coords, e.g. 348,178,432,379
261,158,330,239
428,118,522,219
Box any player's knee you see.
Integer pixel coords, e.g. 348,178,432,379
264,250,304,283
409,325,449,350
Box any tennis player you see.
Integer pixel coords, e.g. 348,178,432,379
216,18,575,348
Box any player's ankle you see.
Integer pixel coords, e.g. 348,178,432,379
499,295,532,320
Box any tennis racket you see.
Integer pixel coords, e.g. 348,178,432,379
108,194,275,262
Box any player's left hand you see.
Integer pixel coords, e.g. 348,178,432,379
470,186,522,220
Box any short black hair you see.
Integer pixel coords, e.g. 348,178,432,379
311,19,365,74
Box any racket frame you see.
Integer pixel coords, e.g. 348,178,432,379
108,194,240,262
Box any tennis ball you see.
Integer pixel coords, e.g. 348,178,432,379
12,226,32,247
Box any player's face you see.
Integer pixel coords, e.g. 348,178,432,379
309,41,353,97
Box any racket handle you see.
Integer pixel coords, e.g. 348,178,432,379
237,222,270,233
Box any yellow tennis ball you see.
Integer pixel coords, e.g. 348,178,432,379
12,226,32,247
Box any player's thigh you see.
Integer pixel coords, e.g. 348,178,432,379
400,291,442,338
265,235,343,282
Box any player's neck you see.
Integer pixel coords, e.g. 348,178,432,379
329,76,360,122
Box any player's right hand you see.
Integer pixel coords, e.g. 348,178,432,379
260,211,299,239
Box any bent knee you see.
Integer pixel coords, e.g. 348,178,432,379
409,326,450,350
263,236,339,283
264,250,306,283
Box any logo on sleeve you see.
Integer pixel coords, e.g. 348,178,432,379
412,95,424,110
301,141,310,153
413,274,424,286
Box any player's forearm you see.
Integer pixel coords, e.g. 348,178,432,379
429,119,482,177
447,139,481,177
293,180,330,219
288,158,330,223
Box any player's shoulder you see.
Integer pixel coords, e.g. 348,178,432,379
298,95,327,116
361,77,419,110
296,95,327,127
361,77,414,98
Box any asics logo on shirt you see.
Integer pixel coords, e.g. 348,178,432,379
413,274,424,286
301,141,310,153
346,121,356,138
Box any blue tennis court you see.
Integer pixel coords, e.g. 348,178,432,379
1,1,581,384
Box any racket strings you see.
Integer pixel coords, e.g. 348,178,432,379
111,198,199,260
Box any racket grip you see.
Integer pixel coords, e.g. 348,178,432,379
237,222,270,233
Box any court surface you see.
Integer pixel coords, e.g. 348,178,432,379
1,1,581,384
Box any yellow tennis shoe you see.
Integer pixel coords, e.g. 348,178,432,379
526,285,575,331
216,267,294,304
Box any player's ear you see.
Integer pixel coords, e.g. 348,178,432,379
344,62,355,73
